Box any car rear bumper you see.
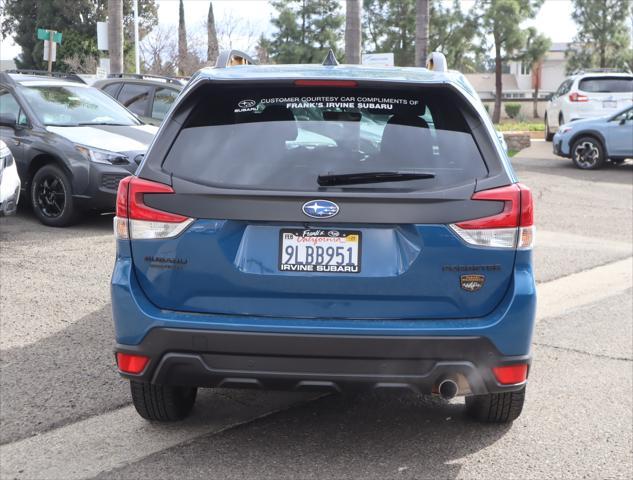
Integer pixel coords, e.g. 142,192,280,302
115,328,530,394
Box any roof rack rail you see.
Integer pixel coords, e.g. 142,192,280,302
106,73,187,85
3,69,86,83
215,50,257,68
572,68,630,75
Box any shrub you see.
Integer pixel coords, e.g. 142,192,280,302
504,103,521,119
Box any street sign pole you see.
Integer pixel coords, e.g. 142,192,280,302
47,30,55,74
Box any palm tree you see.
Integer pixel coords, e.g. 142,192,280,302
108,0,124,74
345,0,362,64
415,0,429,67
178,0,187,75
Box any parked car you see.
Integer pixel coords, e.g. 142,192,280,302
0,70,158,227
112,53,536,424
93,74,186,126
553,104,633,169
545,71,633,141
0,139,20,216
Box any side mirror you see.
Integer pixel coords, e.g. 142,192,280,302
545,93,554,101
0,112,17,128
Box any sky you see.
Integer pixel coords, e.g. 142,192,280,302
0,0,578,61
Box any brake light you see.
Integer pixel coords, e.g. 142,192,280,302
449,183,534,249
116,352,149,374
569,92,588,102
492,364,528,385
114,176,193,240
294,80,358,87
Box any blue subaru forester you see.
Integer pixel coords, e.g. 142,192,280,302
111,57,536,423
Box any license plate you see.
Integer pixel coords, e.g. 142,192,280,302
279,229,361,273
603,100,617,108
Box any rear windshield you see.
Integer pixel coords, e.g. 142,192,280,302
578,77,633,93
163,85,488,192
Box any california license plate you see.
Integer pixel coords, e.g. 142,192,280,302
279,229,361,273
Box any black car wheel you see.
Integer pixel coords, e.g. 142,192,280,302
130,381,197,421
30,164,80,227
544,114,553,141
572,136,606,170
465,386,526,423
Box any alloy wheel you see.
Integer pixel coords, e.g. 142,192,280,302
35,174,66,218
573,141,600,169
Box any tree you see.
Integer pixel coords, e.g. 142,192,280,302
345,0,362,64
207,1,219,64
363,0,480,68
565,0,633,73
108,0,124,74
178,0,187,75
1,0,158,72
475,0,544,123
521,27,550,118
363,0,415,66
414,0,429,67
428,0,481,72
267,0,344,64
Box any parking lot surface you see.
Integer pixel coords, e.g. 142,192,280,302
1,141,631,479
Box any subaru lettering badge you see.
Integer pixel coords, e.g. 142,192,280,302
302,200,340,219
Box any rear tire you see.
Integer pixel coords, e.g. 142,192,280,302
130,381,197,421
465,386,526,423
544,114,554,141
571,136,606,170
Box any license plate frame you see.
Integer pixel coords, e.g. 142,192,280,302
278,228,362,273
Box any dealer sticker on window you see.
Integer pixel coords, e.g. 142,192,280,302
279,229,361,273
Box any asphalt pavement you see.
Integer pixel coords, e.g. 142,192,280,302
1,140,631,479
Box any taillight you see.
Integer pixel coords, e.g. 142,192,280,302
449,183,534,249
114,176,194,240
569,92,588,102
492,364,528,385
116,352,149,374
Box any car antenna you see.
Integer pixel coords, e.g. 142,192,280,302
322,49,339,66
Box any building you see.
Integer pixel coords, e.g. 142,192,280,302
465,42,568,101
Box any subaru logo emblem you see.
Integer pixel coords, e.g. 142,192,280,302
302,200,339,219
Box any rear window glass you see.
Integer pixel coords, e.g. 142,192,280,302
578,77,633,93
163,85,488,192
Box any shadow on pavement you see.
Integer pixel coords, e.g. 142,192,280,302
0,305,127,445
101,383,510,480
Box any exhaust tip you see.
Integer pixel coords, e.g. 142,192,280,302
438,378,459,400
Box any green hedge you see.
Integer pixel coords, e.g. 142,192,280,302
504,103,521,119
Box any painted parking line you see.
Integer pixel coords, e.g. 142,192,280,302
1,257,631,479
537,257,632,320
0,391,319,480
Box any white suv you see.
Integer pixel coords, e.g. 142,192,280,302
545,72,633,141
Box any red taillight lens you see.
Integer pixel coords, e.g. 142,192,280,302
128,177,188,223
492,364,528,385
114,176,193,240
116,175,132,218
456,183,533,229
116,176,187,222
450,183,534,249
569,92,588,102
116,352,149,374
294,79,358,87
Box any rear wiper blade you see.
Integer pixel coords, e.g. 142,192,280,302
317,171,435,186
